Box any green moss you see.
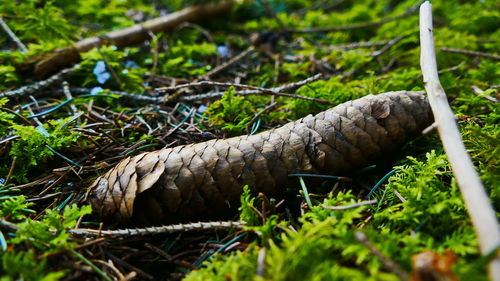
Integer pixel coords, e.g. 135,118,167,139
0,0,498,279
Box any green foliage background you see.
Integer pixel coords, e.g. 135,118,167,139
0,0,498,280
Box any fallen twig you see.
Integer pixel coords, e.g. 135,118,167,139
419,3,500,280
370,36,405,57
0,66,77,99
291,1,424,33
67,74,324,104
326,40,389,51
441,47,500,61
322,199,377,211
18,1,236,78
201,46,255,79
180,73,323,101
158,80,331,104
355,231,411,281
245,102,278,134
70,221,246,237
341,36,405,77
471,86,498,103
0,17,28,52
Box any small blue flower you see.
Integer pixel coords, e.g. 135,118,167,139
197,105,208,114
124,60,139,69
93,61,111,84
90,86,104,95
217,45,230,57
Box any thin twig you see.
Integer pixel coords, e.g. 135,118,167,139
180,74,323,101
70,221,246,237
107,253,154,280
291,1,424,33
0,66,77,99
70,74,323,104
322,199,377,211
342,36,405,77
5,156,16,185
0,17,28,52
326,40,389,51
441,47,500,61
0,219,18,233
471,86,498,103
355,231,411,281
62,81,78,115
245,102,278,134
419,3,500,280
370,36,405,57
70,249,113,281
257,248,266,277
201,46,255,79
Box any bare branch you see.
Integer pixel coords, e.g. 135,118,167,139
0,17,28,52
179,74,323,102
326,40,389,51
201,46,255,79
441,47,500,61
18,1,236,78
471,86,498,103
355,231,411,281
419,3,500,280
70,221,246,237
291,1,424,33
322,199,377,211
0,66,76,99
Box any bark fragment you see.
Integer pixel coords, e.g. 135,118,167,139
89,91,433,225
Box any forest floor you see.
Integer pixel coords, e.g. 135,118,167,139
0,0,498,280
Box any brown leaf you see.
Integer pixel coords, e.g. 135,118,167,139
411,250,459,281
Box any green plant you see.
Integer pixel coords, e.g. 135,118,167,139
0,204,91,281
9,117,79,181
205,87,255,135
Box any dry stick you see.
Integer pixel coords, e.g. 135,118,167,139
4,156,16,185
201,46,255,79
245,102,278,133
67,74,323,104
419,3,500,280
370,35,405,58
341,36,405,78
0,17,28,52
355,231,410,281
159,80,331,104
21,0,235,78
70,221,246,238
62,81,78,115
326,40,389,51
257,248,266,277
0,66,77,99
67,87,161,104
441,47,500,61
179,73,323,101
291,0,424,33
322,199,377,211
471,86,498,103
